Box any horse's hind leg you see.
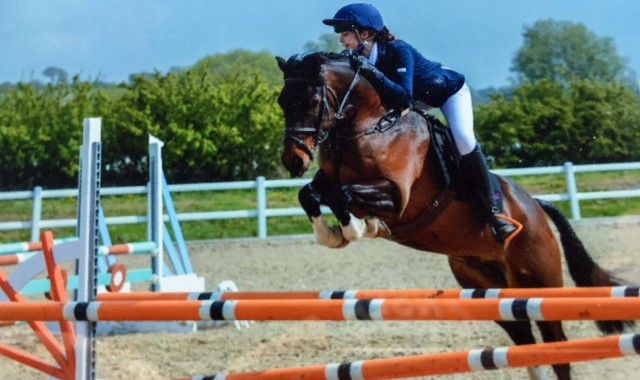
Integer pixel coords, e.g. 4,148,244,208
496,321,556,380
505,240,570,379
535,321,569,380
448,257,558,379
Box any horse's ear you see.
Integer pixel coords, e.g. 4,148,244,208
307,54,324,76
275,56,288,73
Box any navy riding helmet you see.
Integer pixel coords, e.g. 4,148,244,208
322,3,384,33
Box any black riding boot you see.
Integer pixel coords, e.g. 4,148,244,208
460,144,517,244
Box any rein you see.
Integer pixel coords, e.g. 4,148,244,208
283,67,361,161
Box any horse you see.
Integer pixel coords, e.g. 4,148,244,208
275,52,633,380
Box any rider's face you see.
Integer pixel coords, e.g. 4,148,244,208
339,31,360,50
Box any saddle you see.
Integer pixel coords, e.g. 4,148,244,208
412,106,506,214
364,105,506,219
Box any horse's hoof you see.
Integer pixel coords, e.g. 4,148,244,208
316,225,350,248
318,235,350,248
364,217,391,238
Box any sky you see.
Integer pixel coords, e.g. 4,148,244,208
1,1,639,89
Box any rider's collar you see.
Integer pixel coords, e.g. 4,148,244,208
368,43,379,65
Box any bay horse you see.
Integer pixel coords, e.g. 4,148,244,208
275,52,632,380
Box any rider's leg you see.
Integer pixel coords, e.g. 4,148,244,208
440,83,477,156
440,83,517,244
460,144,517,243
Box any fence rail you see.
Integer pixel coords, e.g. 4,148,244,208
1,161,639,240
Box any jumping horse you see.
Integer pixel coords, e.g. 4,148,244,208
276,52,633,380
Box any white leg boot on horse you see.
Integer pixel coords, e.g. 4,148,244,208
340,213,367,241
340,214,392,241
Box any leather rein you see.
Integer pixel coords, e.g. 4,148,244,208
283,67,361,161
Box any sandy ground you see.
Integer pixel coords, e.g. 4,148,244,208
1,217,639,379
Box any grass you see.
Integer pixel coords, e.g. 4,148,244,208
0,171,638,244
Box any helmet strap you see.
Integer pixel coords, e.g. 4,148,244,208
355,29,371,45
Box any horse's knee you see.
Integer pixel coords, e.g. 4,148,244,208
342,181,398,215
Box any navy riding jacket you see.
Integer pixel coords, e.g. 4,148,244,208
367,39,465,109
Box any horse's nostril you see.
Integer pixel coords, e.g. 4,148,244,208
289,156,304,177
281,153,305,177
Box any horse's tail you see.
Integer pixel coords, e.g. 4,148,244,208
535,198,635,333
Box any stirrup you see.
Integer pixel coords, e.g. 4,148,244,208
491,214,523,245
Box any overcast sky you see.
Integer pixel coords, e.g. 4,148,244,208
1,1,639,88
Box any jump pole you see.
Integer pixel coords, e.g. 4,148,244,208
0,241,157,267
95,285,640,302
179,333,640,380
0,297,640,322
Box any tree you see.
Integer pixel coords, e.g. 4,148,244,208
190,49,283,85
303,33,342,53
511,19,637,90
476,79,573,167
0,77,114,190
475,79,640,167
569,80,640,163
42,66,69,84
115,65,284,184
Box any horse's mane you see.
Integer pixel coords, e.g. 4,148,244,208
281,52,351,82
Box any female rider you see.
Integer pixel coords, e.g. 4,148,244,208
323,3,517,244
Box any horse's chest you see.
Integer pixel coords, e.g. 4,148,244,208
321,148,375,182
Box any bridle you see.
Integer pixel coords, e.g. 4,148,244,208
283,67,361,161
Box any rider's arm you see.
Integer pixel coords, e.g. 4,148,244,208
361,44,414,110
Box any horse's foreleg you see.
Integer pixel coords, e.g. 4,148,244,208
298,182,348,248
344,180,398,214
299,174,395,245
310,216,349,248
362,216,392,238
332,213,391,241
320,190,367,242
336,179,397,241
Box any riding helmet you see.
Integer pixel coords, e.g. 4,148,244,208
323,3,384,33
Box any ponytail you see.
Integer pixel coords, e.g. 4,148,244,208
375,27,395,44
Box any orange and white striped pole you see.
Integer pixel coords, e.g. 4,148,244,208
0,297,639,322
176,333,640,380
96,285,640,301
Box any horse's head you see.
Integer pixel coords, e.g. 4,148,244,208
276,52,375,177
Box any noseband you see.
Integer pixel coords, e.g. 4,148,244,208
283,67,361,161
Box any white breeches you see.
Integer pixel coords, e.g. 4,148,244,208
440,83,476,155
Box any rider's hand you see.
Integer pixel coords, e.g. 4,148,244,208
351,55,378,77
340,49,354,58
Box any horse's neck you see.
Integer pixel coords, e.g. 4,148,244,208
329,67,386,120
351,84,386,126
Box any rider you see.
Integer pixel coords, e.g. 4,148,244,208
323,3,518,244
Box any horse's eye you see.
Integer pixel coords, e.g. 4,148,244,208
310,95,321,107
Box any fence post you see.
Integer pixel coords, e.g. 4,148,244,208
148,135,164,290
257,176,267,238
30,186,43,242
563,162,581,220
75,117,102,379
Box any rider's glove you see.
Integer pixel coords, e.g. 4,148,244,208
351,55,379,79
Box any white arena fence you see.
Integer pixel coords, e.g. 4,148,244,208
1,161,639,240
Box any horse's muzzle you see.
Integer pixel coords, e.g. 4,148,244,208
281,153,306,178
